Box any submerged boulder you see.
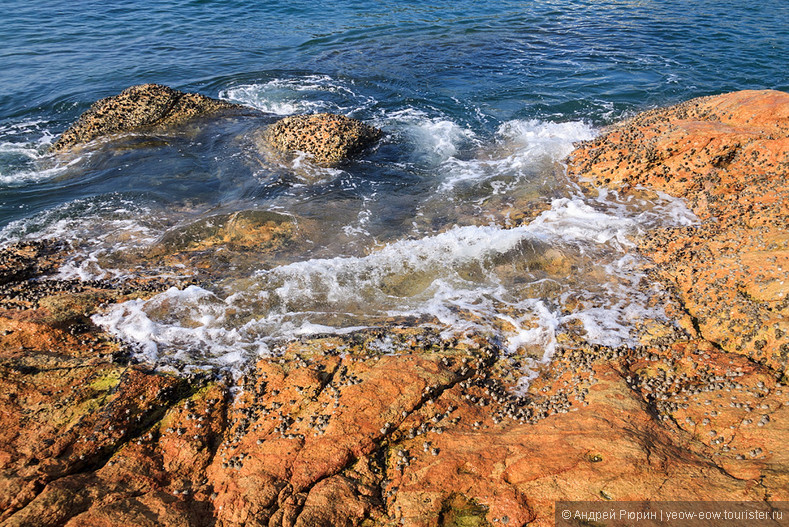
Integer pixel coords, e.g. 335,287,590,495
51,83,239,153
156,210,296,253
263,113,383,166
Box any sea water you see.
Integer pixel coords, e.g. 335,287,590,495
1,0,787,379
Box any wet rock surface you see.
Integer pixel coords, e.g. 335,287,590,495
0,241,66,287
568,89,789,373
146,210,301,277
51,84,240,153
263,113,383,166
1,90,787,526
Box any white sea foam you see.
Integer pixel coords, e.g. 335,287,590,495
372,109,594,197
498,119,595,161
0,154,84,186
591,187,698,231
0,119,77,185
437,119,595,191
288,151,346,181
219,75,376,116
0,196,171,281
528,197,636,249
382,108,478,165
341,194,373,238
92,195,669,382
220,83,318,115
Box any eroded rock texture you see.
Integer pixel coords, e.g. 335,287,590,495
51,84,239,153
264,113,383,166
568,89,789,373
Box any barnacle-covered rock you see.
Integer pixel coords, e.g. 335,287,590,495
51,83,239,152
264,113,382,166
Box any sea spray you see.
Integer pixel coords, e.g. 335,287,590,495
92,194,687,384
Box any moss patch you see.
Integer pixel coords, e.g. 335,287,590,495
89,369,123,392
439,494,491,527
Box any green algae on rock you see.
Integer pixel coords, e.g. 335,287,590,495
50,84,240,153
263,113,383,166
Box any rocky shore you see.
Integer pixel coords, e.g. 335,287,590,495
49,84,383,166
1,90,787,526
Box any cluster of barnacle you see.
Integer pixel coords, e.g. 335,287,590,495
266,113,382,165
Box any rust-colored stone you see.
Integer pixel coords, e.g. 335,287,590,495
263,113,383,166
569,89,789,373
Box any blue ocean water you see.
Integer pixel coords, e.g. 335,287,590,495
0,1,787,373
2,0,788,226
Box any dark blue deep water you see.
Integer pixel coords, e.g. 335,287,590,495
0,1,787,371
1,0,787,228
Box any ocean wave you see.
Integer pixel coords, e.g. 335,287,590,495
92,195,672,383
380,107,479,166
436,118,595,191
0,119,72,186
219,75,377,116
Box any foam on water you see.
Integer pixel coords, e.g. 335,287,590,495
498,119,596,163
0,119,79,186
219,75,376,116
436,119,595,191
0,196,170,281
382,108,478,166
287,151,347,182
528,197,635,248
591,187,698,231
92,194,677,383
69,103,681,384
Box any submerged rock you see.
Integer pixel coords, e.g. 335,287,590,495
263,113,383,166
157,210,296,253
51,84,240,153
144,209,301,276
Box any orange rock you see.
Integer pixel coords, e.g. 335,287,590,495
569,89,789,371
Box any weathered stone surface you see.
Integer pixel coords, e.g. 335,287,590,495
0,241,66,286
157,210,296,254
264,113,383,166
3,308,787,526
2,91,788,526
51,84,239,153
568,89,789,374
